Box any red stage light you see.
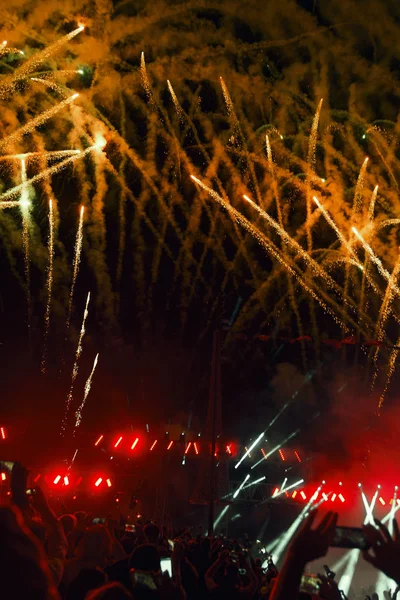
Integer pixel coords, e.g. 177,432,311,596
379,497,386,506
53,475,61,485
226,445,232,455
114,436,123,448
194,442,199,455
292,490,297,498
322,493,329,501
76,477,83,485
261,448,267,458
300,491,306,500
150,440,158,451
33,474,41,483
167,441,173,450
131,437,139,450
279,449,285,461
1,427,6,440
1,473,6,481
95,478,102,487
294,450,302,463
64,476,69,486
185,442,192,455
95,435,104,446
272,487,280,497
106,479,112,487
73,495,77,500
331,493,337,502
338,494,345,503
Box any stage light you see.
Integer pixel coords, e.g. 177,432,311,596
64,476,69,486
95,435,104,446
131,437,139,450
294,450,301,463
106,479,112,487
233,474,251,499
378,484,382,489
339,482,343,486
261,448,267,458
213,505,230,530
95,478,102,487
33,474,41,483
322,493,329,501
185,442,192,455
226,444,232,455
73,495,77,500
300,491,307,500
322,480,326,485
243,476,266,490
252,428,300,469
1,473,6,481
274,479,304,498
0,427,6,440
292,490,297,498
338,494,345,503
395,486,398,491
167,441,173,450
194,442,199,455
53,475,61,485
272,487,280,497
279,449,286,461
235,431,264,469
76,477,82,485
150,440,158,451
339,549,360,597
379,497,386,506
114,436,123,448
358,483,362,488
244,446,251,457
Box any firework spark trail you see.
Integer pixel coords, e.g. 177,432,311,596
352,227,400,295
368,185,379,220
376,219,400,231
0,150,81,162
0,201,22,209
359,186,379,328
0,93,79,151
73,353,99,432
378,338,400,414
116,91,127,290
167,80,185,123
0,26,84,98
140,52,153,104
66,206,85,333
41,199,54,373
19,158,32,332
191,175,352,328
0,145,102,202
30,77,68,97
353,157,369,216
243,194,352,304
61,291,90,436
219,77,241,142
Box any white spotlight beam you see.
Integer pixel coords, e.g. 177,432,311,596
235,432,265,469
233,474,250,499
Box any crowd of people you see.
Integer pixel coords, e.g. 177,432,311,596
2,462,400,599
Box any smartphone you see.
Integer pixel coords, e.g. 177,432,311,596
160,557,172,577
125,524,136,532
332,526,370,550
300,574,320,594
92,517,106,525
131,570,157,590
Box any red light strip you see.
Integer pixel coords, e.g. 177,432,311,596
1,473,6,481
294,450,302,463
106,478,112,487
279,449,285,461
95,435,104,446
167,441,173,450
114,436,123,448
226,445,232,455
338,494,345,503
33,474,41,483
1,427,5,440
64,476,69,486
150,440,158,451
300,491,306,500
131,437,139,450
53,475,61,484
379,497,386,506
185,442,192,454
261,448,267,458
194,442,199,455
95,477,102,487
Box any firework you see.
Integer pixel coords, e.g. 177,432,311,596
74,353,99,432
41,199,54,373
66,206,85,333
19,158,31,330
60,291,90,436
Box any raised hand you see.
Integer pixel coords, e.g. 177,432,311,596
287,510,338,565
363,519,400,585
318,574,341,600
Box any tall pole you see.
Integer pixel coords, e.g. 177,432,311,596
208,326,221,536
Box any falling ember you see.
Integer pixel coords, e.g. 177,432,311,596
352,227,400,296
368,185,379,221
353,157,369,216
60,292,90,436
41,199,54,373
66,206,85,332
219,77,240,141
74,353,99,432
167,80,185,122
140,52,153,102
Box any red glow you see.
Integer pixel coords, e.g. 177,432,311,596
273,487,280,496
116,498,119,503
114,436,123,448
279,449,285,461
95,435,104,446
167,441,173,450
338,494,345,503
131,437,139,450
53,475,61,485
1,473,6,481
300,491,306,500
261,448,266,458
185,442,192,455
322,493,329,501
194,442,199,455
106,478,112,487
379,497,386,506
64,476,69,486
1,427,5,440
95,477,102,487
294,450,302,463
150,440,158,451
331,493,337,502
226,444,232,455
76,477,83,485
292,490,297,498
33,474,41,483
